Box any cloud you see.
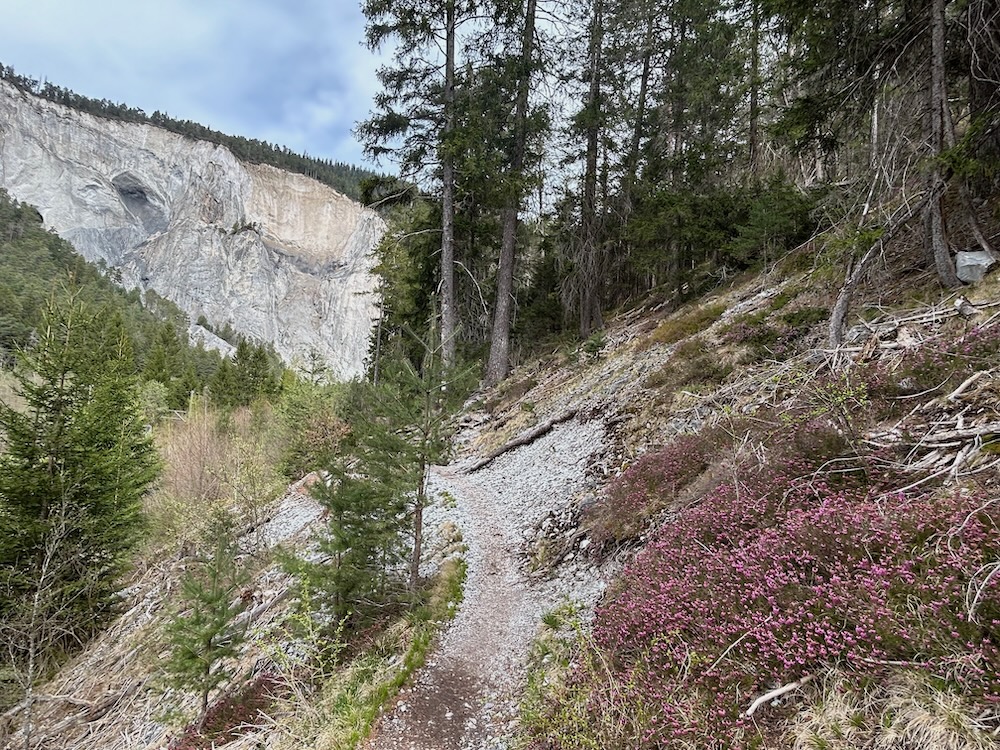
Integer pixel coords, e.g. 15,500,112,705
0,0,385,168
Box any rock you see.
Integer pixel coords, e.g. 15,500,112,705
0,81,384,378
955,250,997,283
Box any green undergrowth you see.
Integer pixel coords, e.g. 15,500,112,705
640,302,727,350
518,600,653,749
273,557,466,750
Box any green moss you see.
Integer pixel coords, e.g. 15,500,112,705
780,306,829,327
641,302,727,350
644,336,733,391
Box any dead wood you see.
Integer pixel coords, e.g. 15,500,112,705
920,421,1000,444
745,674,815,717
828,185,949,350
462,409,579,473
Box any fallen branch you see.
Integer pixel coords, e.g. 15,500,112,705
828,186,947,349
921,422,1000,443
462,409,578,473
947,371,989,401
745,674,815,717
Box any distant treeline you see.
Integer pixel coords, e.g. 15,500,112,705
0,63,382,202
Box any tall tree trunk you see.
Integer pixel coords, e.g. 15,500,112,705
622,17,653,218
485,0,537,385
748,0,761,175
440,0,458,365
925,0,962,287
410,458,425,593
580,0,605,338
966,0,1000,186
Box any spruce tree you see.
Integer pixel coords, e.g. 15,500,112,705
163,514,249,717
0,293,160,720
0,294,159,632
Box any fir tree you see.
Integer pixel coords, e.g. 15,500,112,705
0,293,160,633
163,514,249,717
0,293,160,721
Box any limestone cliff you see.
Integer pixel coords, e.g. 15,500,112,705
0,80,384,378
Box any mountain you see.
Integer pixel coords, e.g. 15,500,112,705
0,79,384,378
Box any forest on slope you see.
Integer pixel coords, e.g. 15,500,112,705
0,183,472,748
360,0,998,386
0,64,381,202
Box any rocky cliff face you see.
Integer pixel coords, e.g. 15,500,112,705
0,80,384,378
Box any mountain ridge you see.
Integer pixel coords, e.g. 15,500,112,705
0,79,384,378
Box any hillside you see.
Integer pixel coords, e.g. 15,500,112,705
0,79,384,376
3,256,997,749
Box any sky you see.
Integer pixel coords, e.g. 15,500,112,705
0,0,387,169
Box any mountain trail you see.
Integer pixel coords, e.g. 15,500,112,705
363,417,610,750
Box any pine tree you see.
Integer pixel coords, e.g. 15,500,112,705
301,331,470,623
0,294,159,631
163,514,249,717
0,293,160,724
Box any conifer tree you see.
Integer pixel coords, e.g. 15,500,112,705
163,513,249,717
0,293,160,634
0,293,160,724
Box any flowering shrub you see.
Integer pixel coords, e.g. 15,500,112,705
878,323,1000,397
584,433,714,547
524,321,1000,748
567,468,999,748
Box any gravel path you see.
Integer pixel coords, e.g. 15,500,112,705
364,417,610,750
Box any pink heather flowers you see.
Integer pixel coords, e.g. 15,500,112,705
585,432,713,546
528,323,1000,749
587,455,999,747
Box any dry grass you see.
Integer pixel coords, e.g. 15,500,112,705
144,399,285,553
790,671,996,750
0,370,26,413
264,557,467,750
0,370,28,453
639,302,727,351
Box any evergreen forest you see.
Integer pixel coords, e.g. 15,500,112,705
358,0,998,384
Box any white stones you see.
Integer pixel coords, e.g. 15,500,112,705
956,250,997,283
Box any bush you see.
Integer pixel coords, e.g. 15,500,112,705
168,672,285,750
877,324,1000,397
584,432,714,547
721,305,828,362
643,337,733,391
641,303,727,350
533,432,1000,748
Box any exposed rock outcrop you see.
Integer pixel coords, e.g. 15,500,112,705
0,80,384,378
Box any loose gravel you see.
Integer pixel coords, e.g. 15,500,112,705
364,415,613,750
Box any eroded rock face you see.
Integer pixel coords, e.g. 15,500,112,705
0,80,384,379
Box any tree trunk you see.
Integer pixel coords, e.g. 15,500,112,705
622,17,653,218
966,0,1000,189
828,187,944,347
925,0,961,287
485,0,537,386
580,0,605,338
748,0,761,175
440,0,458,366
410,458,425,593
